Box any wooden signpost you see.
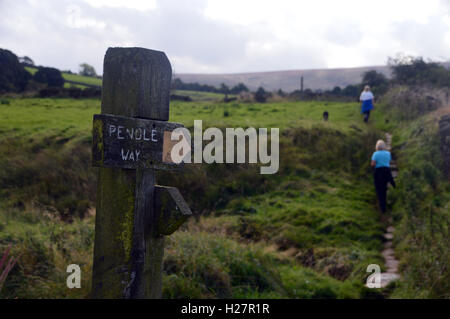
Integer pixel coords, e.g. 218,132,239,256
91,47,192,299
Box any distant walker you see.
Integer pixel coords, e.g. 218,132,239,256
371,139,395,213
360,85,374,123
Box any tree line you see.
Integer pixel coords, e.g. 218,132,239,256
2,47,449,99
173,55,449,103
171,78,249,95
324,55,450,99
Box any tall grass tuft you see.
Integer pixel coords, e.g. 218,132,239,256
0,245,20,293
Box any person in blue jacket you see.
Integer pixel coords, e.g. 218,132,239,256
371,140,396,213
360,85,374,123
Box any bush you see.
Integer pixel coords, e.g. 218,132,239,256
171,78,249,95
342,84,362,98
391,127,449,298
0,48,31,93
254,87,268,103
79,63,97,77
38,87,101,98
388,55,450,88
362,70,389,96
34,67,64,88
379,86,442,121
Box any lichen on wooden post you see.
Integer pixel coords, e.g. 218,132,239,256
92,47,172,299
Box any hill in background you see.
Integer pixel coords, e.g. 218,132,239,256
6,45,449,94
176,62,450,92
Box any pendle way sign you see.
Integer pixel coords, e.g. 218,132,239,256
92,113,185,169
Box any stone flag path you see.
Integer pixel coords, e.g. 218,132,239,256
379,132,400,288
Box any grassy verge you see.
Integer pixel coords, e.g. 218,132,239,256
376,94,450,298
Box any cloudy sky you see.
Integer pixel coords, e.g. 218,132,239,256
1,0,449,74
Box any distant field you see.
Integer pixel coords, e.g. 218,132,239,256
173,89,233,101
0,98,98,139
61,72,101,87
0,98,364,138
24,66,38,75
25,66,102,87
63,82,88,89
170,99,363,132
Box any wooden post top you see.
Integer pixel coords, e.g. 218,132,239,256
101,47,172,121
93,48,183,170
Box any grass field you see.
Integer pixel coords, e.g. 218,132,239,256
25,67,102,88
0,92,447,299
24,66,38,75
0,98,368,138
0,98,97,139
60,73,102,87
24,67,232,101
0,96,387,298
63,82,88,89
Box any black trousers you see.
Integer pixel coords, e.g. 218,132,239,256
363,110,371,122
374,167,395,213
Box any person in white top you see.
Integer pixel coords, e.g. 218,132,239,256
360,85,374,123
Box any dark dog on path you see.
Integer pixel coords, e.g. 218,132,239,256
323,111,329,121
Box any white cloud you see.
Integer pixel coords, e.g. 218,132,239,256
0,0,448,74
82,0,157,11
66,4,106,29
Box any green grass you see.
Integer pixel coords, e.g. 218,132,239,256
376,101,450,298
0,207,93,298
64,82,88,89
61,73,102,87
24,66,38,75
169,100,367,132
0,95,393,298
0,98,99,140
163,230,362,299
0,98,369,139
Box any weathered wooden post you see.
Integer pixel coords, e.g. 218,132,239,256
91,47,191,299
